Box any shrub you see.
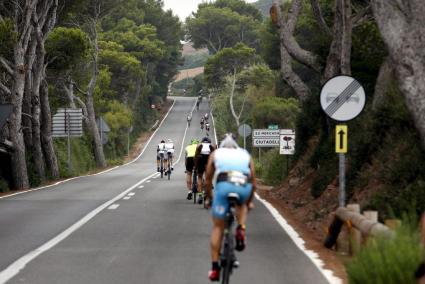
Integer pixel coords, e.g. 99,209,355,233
346,216,424,284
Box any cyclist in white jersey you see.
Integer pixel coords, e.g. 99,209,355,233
156,140,166,172
194,137,216,204
164,139,175,173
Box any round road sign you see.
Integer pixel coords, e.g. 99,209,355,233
320,75,366,121
238,124,252,138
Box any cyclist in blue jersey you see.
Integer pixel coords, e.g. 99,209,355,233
204,134,257,281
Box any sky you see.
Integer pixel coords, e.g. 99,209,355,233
163,0,257,21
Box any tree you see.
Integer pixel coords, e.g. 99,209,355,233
204,43,257,126
371,0,425,150
186,5,260,54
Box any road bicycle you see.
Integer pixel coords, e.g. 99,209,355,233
159,153,164,178
192,170,198,204
220,193,240,284
167,153,173,180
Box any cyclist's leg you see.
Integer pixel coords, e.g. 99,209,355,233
156,154,160,171
210,217,225,262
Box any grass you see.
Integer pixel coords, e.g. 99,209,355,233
346,215,424,284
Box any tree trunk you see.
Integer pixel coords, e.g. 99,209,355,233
229,69,240,127
323,0,352,82
85,19,106,168
64,80,77,108
371,0,425,149
40,79,59,178
372,57,394,110
9,46,30,189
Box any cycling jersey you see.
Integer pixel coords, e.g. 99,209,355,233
165,142,175,154
200,143,212,155
157,143,166,154
212,147,252,219
185,144,197,158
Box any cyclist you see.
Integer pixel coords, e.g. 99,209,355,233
205,122,210,132
164,139,175,174
156,139,166,172
187,114,192,127
185,139,199,200
204,133,257,281
200,117,205,130
196,100,200,111
204,113,209,122
194,136,216,204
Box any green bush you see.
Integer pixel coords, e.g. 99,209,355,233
347,216,424,284
0,178,9,193
256,148,289,185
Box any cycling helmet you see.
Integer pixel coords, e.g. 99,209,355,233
219,133,238,148
160,140,165,143
202,137,211,143
191,138,199,145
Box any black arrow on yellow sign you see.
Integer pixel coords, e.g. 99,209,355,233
335,125,347,153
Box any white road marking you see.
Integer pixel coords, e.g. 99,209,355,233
123,197,131,200
138,185,144,189
128,193,135,196
255,194,342,284
108,204,120,210
0,173,157,283
146,180,151,183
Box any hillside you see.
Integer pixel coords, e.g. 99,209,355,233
179,42,210,70
252,0,272,17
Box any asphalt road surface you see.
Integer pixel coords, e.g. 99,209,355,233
0,97,334,284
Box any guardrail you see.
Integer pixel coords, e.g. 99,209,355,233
324,204,395,253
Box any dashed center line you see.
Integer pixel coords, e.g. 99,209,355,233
138,185,144,189
146,180,151,183
108,204,120,210
123,197,131,200
128,193,135,196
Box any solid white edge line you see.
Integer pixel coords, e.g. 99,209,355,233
210,107,218,145
0,99,177,200
254,194,343,284
0,173,157,284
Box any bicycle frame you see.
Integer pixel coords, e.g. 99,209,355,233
221,196,239,284
192,170,198,204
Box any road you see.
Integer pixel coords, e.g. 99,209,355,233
0,97,336,284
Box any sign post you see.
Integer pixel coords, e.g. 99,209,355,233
52,108,83,174
238,124,252,149
320,75,365,207
280,129,296,176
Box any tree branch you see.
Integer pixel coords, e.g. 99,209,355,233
0,81,11,96
0,56,13,75
310,0,332,35
352,5,372,27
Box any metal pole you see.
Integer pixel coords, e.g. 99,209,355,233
243,125,246,149
127,131,130,156
66,110,71,174
259,148,261,163
339,153,346,207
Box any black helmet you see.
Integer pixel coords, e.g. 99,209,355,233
202,136,211,143
160,140,165,143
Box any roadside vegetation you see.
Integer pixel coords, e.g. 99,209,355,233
0,0,182,191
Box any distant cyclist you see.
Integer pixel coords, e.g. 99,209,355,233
156,139,166,172
165,139,175,174
205,133,257,281
187,114,192,127
204,113,209,122
185,139,199,200
196,100,200,111
205,122,210,132
200,117,205,130
194,136,216,204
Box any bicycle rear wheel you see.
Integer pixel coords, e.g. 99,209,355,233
192,172,197,204
160,158,164,178
167,165,171,180
221,236,232,284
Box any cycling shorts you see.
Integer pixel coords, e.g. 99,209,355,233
186,157,195,172
164,152,173,160
211,181,252,219
157,152,165,160
197,154,209,175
